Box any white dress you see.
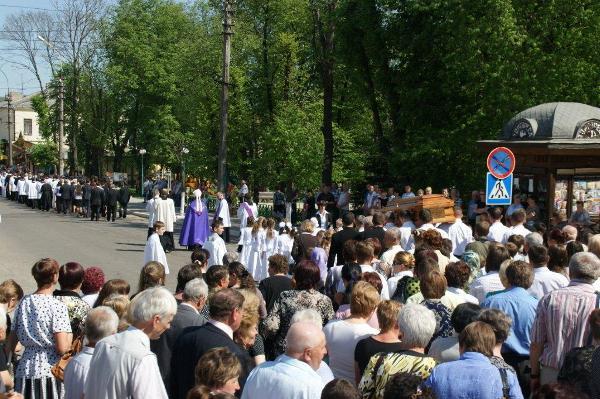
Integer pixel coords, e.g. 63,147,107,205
144,233,169,274
238,227,253,267
248,229,265,281
257,231,279,281
275,234,294,264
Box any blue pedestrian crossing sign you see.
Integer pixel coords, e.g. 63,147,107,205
486,173,513,205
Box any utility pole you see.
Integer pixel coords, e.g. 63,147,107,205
58,76,65,176
218,0,234,192
6,93,12,167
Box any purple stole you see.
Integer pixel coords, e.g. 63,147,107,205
241,202,254,219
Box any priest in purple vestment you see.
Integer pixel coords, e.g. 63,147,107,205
179,189,211,249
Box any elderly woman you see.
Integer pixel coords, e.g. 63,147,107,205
424,322,523,399
358,303,438,399
8,258,72,398
53,262,91,338
262,260,334,358
235,289,265,366
324,281,380,383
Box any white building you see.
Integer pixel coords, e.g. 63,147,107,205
0,91,45,146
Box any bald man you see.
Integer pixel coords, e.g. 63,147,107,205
242,322,327,399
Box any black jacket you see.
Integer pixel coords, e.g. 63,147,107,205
170,323,252,399
117,186,130,206
60,184,72,199
360,226,386,246
151,304,207,392
105,188,119,206
327,226,360,269
90,186,104,206
82,184,91,200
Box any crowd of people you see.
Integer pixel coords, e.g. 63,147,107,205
3,172,600,398
0,171,132,222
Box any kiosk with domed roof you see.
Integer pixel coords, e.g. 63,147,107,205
479,102,600,225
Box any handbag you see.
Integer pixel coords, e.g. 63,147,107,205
51,336,83,381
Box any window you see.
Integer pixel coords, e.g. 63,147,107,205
24,118,32,136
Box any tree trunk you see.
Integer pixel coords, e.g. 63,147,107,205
311,0,337,187
262,5,274,121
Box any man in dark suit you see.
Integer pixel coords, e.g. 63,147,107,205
170,288,251,399
89,182,105,222
327,212,360,269
361,211,387,247
151,278,208,395
105,183,119,222
118,181,131,219
60,179,72,214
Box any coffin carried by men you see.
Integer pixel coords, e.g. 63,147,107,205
382,194,455,224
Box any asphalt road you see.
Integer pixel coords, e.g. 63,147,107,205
0,198,207,294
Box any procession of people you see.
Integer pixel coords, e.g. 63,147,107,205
2,167,600,399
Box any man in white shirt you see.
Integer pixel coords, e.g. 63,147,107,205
214,191,232,242
84,287,177,399
64,306,119,399
336,184,350,214
502,209,531,243
242,321,326,399
527,245,569,299
487,207,509,243
447,208,473,257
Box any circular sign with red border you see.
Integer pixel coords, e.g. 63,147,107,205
487,147,516,179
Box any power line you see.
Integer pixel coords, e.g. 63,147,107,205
0,4,60,12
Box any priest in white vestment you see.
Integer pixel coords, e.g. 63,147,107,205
213,191,231,242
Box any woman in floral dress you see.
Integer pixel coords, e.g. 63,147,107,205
262,260,334,358
8,258,72,399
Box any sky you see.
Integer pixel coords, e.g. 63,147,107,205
0,0,56,95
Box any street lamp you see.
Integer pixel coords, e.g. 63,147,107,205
139,148,147,197
180,147,189,217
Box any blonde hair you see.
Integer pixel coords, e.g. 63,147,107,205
235,288,260,346
252,217,265,237
300,219,314,234
350,281,380,318
266,218,276,240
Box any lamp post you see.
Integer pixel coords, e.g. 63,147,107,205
139,149,146,197
180,147,189,217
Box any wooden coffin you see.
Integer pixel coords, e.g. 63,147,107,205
382,194,455,224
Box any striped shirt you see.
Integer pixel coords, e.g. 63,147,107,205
531,281,599,369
